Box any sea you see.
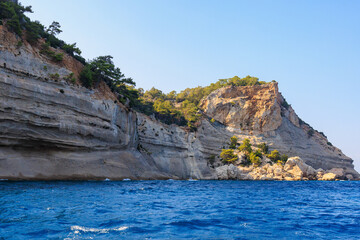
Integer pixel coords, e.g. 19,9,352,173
0,180,359,240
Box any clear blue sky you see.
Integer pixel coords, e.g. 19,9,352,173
22,0,360,171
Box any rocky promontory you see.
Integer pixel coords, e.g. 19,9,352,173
0,24,358,180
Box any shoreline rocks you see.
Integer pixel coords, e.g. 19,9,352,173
215,157,355,181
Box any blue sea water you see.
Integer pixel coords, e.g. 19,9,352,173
0,180,359,240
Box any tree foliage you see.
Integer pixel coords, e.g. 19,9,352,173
267,150,280,162
258,143,269,154
46,21,62,36
0,1,85,62
79,55,137,106
249,152,261,167
220,149,238,163
238,138,252,154
1,1,274,133
229,136,238,149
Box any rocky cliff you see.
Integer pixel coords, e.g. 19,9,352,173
0,25,358,180
0,25,168,180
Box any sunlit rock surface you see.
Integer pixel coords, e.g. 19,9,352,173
0,25,358,180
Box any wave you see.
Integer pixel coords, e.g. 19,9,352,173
123,178,131,181
71,225,128,234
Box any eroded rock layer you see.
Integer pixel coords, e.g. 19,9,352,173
0,26,169,180
138,84,359,179
0,25,358,180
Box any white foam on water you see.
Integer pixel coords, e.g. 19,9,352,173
71,225,128,234
122,178,131,181
104,178,111,181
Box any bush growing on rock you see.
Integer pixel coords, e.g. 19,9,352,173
79,65,93,88
267,150,280,162
64,72,76,84
133,75,269,129
280,154,288,164
229,136,238,149
49,73,60,81
254,149,262,158
238,138,252,154
220,149,238,163
258,142,269,154
249,152,261,167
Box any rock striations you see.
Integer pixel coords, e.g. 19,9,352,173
0,26,358,180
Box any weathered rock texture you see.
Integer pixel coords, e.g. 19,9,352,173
198,84,359,178
0,26,168,180
214,157,347,181
0,25,358,180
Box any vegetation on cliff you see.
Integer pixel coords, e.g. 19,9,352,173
1,0,269,130
132,75,268,130
220,136,288,167
0,0,84,62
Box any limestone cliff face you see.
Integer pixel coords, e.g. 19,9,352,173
139,83,359,179
199,84,282,133
0,26,167,180
198,83,357,175
0,25,358,180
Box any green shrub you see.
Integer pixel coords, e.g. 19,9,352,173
220,149,238,163
62,43,81,56
16,40,22,48
279,154,288,164
327,142,333,146
79,65,94,88
40,43,63,62
267,150,280,162
53,53,63,62
229,136,238,149
64,72,76,83
258,143,269,154
59,89,64,94
249,152,261,167
73,55,86,65
49,73,60,81
254,149,262,158
238,138,252,153
7,16,21,35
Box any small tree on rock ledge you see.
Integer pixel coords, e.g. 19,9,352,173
220,149,238,163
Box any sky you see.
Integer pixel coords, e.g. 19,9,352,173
22,0,360,172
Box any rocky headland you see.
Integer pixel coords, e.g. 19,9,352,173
0,24,358,181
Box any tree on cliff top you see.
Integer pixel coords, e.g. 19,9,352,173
46,21,62,36
88,55,135,87
0,0,32,35
79,55,137,106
